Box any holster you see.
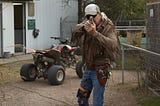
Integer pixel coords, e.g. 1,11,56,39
95,64,109,86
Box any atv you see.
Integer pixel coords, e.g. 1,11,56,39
20,49,65,85
50,36,79,69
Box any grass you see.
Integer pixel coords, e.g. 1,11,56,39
130,87,160,106
0,60,32,84
142,96,160,106
114,50,145,70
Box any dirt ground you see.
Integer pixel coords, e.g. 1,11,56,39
0,60,140,106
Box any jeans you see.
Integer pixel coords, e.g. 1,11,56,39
77,68,105,106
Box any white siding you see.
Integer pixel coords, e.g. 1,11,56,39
60,0,78,39
1,0,78,54
2,3,14,54
26,0,62,52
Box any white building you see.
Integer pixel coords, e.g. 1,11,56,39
0,0,78,57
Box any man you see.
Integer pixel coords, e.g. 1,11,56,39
72,4,120,106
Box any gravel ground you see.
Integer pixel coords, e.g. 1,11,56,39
0,59,140,106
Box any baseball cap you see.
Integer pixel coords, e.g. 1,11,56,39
85,4,100,16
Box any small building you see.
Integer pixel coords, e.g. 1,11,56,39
146,1,160,92
0,0,78,57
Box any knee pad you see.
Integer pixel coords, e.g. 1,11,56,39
77,86,91,98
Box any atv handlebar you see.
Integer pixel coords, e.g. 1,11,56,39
50,36,70,44
50,37,61,40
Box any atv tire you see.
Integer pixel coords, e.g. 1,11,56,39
76,61,84,79
47,65,65,85
20,63,37,81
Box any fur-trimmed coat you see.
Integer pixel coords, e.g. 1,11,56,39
72,12,121,67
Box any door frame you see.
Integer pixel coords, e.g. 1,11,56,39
13,2,26,53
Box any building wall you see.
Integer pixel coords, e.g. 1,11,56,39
1,0,78,54
25,0,78,52
60,0,78,39
146,2,160,52
146,1,160,89
0,4,2,56
25,0,62,51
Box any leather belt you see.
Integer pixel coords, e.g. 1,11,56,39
86,62,95,70
86,62,109,71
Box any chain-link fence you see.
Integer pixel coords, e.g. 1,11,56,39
121,43,160,96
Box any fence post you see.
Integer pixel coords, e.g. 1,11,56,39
121,45,125,84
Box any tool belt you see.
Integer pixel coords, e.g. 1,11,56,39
95,64,109,86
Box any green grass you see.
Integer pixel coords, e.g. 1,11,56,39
114,50,145,70
130,87,160,106
0,60,33,84
142,97,160,106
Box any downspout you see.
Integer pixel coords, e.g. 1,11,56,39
0,3,3,57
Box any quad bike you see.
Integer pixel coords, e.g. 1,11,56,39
50,37,86,78
50,37,79,68
20,36,80,85
20,48,65,85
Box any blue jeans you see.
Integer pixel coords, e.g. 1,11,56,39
77,68,105,106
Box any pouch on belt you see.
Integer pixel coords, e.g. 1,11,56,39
95,65,109,86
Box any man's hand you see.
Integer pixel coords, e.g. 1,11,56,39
84,19,98,37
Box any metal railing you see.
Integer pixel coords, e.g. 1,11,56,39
114,20,146,31
114,20,145,26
